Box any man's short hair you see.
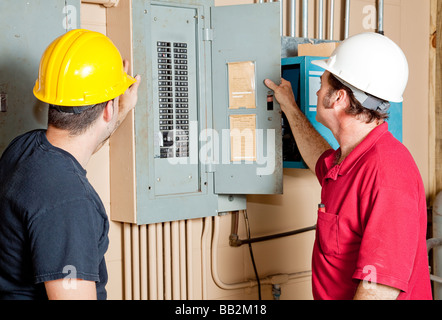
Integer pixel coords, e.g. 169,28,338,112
327,73,389,124
47,101,108,136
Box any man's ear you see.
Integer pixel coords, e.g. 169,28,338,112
102,100,114,123
333,89,349,110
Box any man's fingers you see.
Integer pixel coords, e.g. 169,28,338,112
122,59,140,93
265,78,292,91
123,59,129,73
280,78,291,87
264,79,278,91
129,75,141,92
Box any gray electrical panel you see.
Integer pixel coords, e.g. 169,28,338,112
110,0,282,224
0,0,80,154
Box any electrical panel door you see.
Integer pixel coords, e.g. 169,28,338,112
0,0,80,155
211,3,283,195
109,0,282,225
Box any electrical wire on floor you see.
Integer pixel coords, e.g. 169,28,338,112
243,210,261,300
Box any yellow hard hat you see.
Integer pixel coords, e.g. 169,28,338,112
33,29,136,107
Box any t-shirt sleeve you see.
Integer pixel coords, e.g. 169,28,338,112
28,198,102,284
352,185,421,293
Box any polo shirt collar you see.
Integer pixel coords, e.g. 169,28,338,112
324,122,389,180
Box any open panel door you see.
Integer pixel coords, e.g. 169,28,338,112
211,2,282,194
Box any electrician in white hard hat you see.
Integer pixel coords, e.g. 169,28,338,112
265,32,432,300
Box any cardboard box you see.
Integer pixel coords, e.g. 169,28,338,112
298,42,340,57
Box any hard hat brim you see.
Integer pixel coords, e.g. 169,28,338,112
311,59,328,71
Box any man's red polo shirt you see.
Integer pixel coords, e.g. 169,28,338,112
313,122,432,300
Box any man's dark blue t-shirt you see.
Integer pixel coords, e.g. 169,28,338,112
0,130,109,300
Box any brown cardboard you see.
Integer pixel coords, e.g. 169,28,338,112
298,42,340,57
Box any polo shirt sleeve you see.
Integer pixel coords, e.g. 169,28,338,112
352,185,421,293
28,198,102,284
315,149,334,185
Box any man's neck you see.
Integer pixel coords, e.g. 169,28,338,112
334,119,382,164
45,126,98,168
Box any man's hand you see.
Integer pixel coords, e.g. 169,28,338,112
117,59,141,126
264,78,299,116
264,78,331,172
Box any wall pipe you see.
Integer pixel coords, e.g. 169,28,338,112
131,224,140,300
318,0,324,40
123,223,131,300
179,220,187,299
344,0,350,39
230,225,317,247
229,211,316,247
329,0,335,40
230,210,240,238
432,192,442,298
147,224,157,300
140,225,148,300
156,223,164,300
164,222,172,300
281,0,284,36
211,215,312,292
377,0,384,35
289,0,296,37
302,0,308,38
201,217,211,299
212,215,255,290
427,238,442,284
171,221,180,299
186,220,194,300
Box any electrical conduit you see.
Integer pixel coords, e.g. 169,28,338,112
210,215,312,294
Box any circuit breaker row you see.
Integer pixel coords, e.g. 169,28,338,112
157,41,190,159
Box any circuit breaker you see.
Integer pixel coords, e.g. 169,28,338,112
0,0,80,155
281,55,403,169
109,0,282,225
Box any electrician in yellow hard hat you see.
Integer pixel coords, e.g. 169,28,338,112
0,29,140,300
265,32,432,300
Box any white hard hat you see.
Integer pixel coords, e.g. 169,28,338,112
312,32,409,103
